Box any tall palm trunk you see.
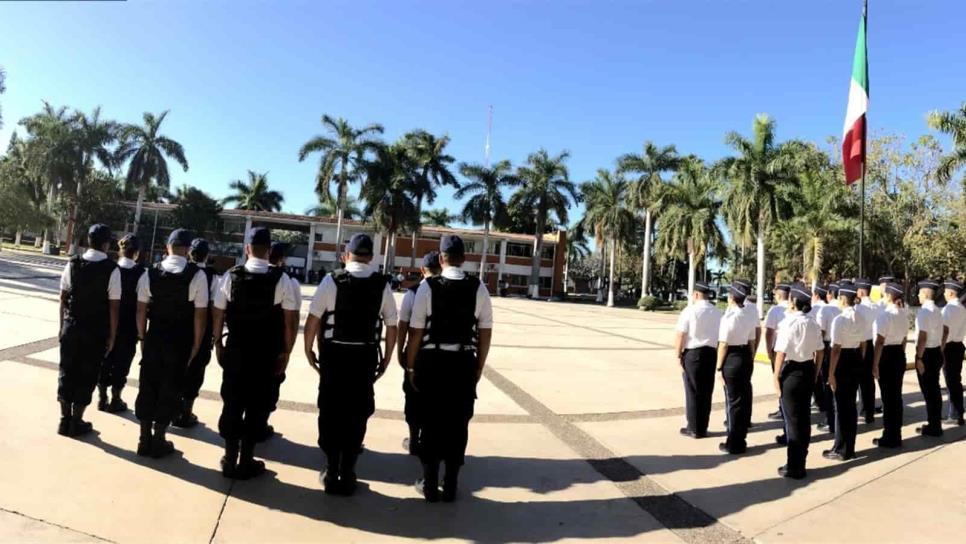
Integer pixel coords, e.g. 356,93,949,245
596,239,606,303
333,168,348,260
641,209,652,296
480,219,490,286
607,237,617,307
66,179,82,255
133,184,146,234
14,230,22,246
410,194,423,269
811,237,823,289
756,227,765,318
687,239,697,306
43,183,56,252
528,204,547,298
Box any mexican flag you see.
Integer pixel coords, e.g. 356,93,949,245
842,3,868,185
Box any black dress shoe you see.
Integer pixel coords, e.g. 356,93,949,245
916,425,943,437
172,412,198,428
873,437,901,448
679,427,695,437
768,410,783,421
875,405,883,414
234,459,266,480
256,424,276,443
816,423,830,432
822,450,847,461
775,434,788,445
719,442,745,454
777,465,807,479
694,430,708,439
106,398,128,414
57,417,70,436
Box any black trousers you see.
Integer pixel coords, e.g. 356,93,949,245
317,343,377,459
943,341,965,419
403,366,421,428
917,347,944,432
820,341,836,430
267,372,286,415
58,322,106,406
858,340,877,420
135,327,191,425
682,347,716,435
98,328,137,389
416,349,477,466
780,361,816,473
181,344,213,404
831,348,861,457
722,346,753,451
878,345,906,444
218,340,276,441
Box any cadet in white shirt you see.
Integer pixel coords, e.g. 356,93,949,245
872,282,909,448
134,229,209,458
716,283,757,454
773,284,824,480
174,238,218,429
764,283,792,421
914,279,945,437
854,278,879,423
396,251,441,457
807,285,829,423
674,281,722,439
97,233,143,415
823,282,865,461
304,234,398,496
941,279,966,425
877,275,896,311
57,224,121,438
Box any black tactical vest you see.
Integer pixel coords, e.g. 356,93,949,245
118,263,144,335
198,266,215,341
226,266,285,351
64,257,117,334
147,262,198,331
322,270,388,345
424,274,480,348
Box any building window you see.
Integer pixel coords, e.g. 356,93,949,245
504,274,552,289
506,242,553,259
314,231,324,242
463,240,500,255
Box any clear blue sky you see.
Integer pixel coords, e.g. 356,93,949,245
1,0,963,223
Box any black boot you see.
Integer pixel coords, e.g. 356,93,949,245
442,462,460,502
235,438,265,480
68,403,93,437
58,401,72,436
419,460,440,502
340,451,359,496
221,440,240,478
172,399,198,428
97,386,109,412
322,451,341,495
107,386,128,413
137,420,153,456
151,422,175,458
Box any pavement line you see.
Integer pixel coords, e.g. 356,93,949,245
495,306,678,349
492,343,669,351
208,480,234,544
563,394,780,422
0,337,60,361
0,506,116,543
482,365,750,544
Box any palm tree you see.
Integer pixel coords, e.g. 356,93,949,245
19,102,76,251
421,208,457,227
404,130,458,267
298,115,383,255
718,114,800,317
360,142,419,271
222,171,284,212
455,160,520,284
563,222,590,294
656,157,725,298
581,169,635,306
514,149,579,298
928,102,966,185
115,111,188,231
65,107,117,254
305,195,362,220
617,141,681,297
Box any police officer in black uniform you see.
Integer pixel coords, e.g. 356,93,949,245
304,233,397,496
58,224,120,436
406,235,494,502
397,251,442,456
262,241,302,441
97,233,141,413
135,229,209,457
173,238,217,428
212,227,299,479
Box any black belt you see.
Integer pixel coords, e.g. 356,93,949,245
725,345,749,352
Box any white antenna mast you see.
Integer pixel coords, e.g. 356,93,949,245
484,105,492,168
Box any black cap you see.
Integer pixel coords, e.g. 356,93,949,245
167,228,192,247
269,241,288,262
88,224,112,247
730,284,748,300
190,238,209,258
118,233,140,251
918,279,940,290
733,278,752,290
247,227,271,246
693,281,713,295
814,284,828,297
944,279,964,293
790,283,811,303
878,275,895,284
346,233,373,256
828,282,840,297
440,234,465,257
837,281,858,295
885,282,905,296
421,251,440,269
775,283,791,293
855,278,872,290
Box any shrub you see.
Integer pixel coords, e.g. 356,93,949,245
638,296,661,311
672,300,689,311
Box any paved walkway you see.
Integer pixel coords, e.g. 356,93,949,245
2,251,964,543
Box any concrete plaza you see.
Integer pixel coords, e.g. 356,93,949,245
1,249,964,543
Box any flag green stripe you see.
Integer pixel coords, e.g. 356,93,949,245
851,11,868,93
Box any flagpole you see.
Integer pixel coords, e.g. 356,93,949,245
859,0,867,279
859,168,865,279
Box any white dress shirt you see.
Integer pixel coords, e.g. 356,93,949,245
117,256,138,270
718,305,757,346
942,299,966,343
308,261,399,341
59,249,122,300
855,298,876,341
874,303,909,346
194,262,221,303
807,300,826,325
916,300,944,349
136,255,209,308
764,300,790,331
675,299,722,349
830,307,865,349
213,257,298,311
775,311,824,362
398,282,424,323
817,302,842,342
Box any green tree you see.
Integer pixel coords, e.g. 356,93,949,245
514,149,579,297
115,110,189,230
563,222,590,293
617,141,681,296
0,66,6,129
655,157,725,296
582,169,635,306
421,208,457,227
455,160,520,283
305,195,362,220
0,133,51,245
298,115,383,254
360,142,419,270
403,130,458,267
64,107,118,254
172,185,223,236
718,114,800,315
222,171,284,212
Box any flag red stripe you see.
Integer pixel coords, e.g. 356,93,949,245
842,114,866,185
